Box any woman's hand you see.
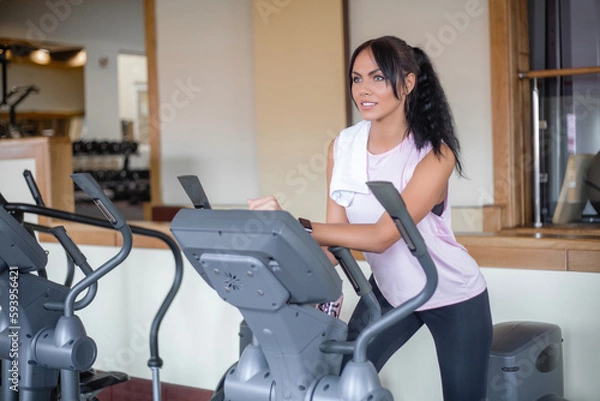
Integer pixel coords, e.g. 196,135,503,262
247,195,282,211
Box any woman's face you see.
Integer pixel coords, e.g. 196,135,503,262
351,48,405,124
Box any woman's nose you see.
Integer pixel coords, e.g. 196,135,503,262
358,83,371,95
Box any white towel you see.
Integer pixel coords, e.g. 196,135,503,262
329,120,371,207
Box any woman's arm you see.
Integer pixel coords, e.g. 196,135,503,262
311,139,400,253
401,144,455,223
248,142,455,254
311,143,455,253
325,138,349,225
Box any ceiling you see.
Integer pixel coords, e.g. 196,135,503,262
0,37,85,66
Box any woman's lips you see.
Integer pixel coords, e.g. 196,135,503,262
360,101,377,110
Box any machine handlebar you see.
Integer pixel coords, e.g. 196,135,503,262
348,181,439,364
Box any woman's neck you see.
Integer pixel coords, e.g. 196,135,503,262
367,114,409,154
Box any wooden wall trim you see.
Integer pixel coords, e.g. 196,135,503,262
342,0,352,127
458,232,600,272
568,250,600,272
520,65,600,79
515,0,531,226
489,0,531,228
489,0,512,227
0,137,73,215
144,0,162,208
35,219,600,273
482,204,503,232
469,246,566,270
0,111,84,119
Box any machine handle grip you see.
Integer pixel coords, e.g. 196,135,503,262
63,173,133,316
177,175,212,209
327,246,371,296
50,226,87,267
45,226,98,311
328,246,381,323
23,169,46,207
347,181,438,364
71,173,127,229
367,181,425,257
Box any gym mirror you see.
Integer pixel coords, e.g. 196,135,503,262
0,0,149,220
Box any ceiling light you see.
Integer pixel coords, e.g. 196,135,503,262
66,49,86,67
30,48,50,65
0,48,12,60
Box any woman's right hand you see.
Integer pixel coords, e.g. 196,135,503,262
247,195,283,211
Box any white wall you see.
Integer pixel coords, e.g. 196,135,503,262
155,0,259,206
40,243,600,400
117,54,147,124
0,158,39,224
252,0,347,222
349,0,494,208
152,0,493,215
0,0,145,141
117,52,149,165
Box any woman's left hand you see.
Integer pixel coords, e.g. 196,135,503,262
247,195,282,211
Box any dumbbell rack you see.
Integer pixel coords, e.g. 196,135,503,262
71,140,150,205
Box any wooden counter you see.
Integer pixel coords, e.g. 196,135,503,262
0,137,74,224
38,218,600,274
457,228,600,273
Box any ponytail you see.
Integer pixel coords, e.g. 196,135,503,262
408,47,464,177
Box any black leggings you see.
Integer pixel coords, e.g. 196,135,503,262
345,280,493,401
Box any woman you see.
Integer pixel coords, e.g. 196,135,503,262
248,35,493,401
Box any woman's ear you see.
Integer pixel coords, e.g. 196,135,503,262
404,72,416,95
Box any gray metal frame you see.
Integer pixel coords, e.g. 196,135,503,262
0,173,133,401
171,180,438,401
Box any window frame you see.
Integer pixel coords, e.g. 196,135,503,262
489,0,533,229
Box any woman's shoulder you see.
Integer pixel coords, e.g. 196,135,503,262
405,133,438,159
337,120,371,146
339,120,370,137
331,121,371,164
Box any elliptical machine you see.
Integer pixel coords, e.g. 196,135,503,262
170,177,438,401
0,172,184,401
0,173,132,400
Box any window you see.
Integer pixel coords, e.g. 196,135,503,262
489,0,600,230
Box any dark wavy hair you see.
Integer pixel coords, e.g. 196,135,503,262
349,36,464,176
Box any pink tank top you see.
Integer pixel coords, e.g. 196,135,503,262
335,130,487,310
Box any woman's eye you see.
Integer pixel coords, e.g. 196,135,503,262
352,76,361,83
374,75,385,82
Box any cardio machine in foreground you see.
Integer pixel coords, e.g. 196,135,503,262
0,174,132,401
170,178,438,401
0,172,183,401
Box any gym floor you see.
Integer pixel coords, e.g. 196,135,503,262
97,377,213,401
